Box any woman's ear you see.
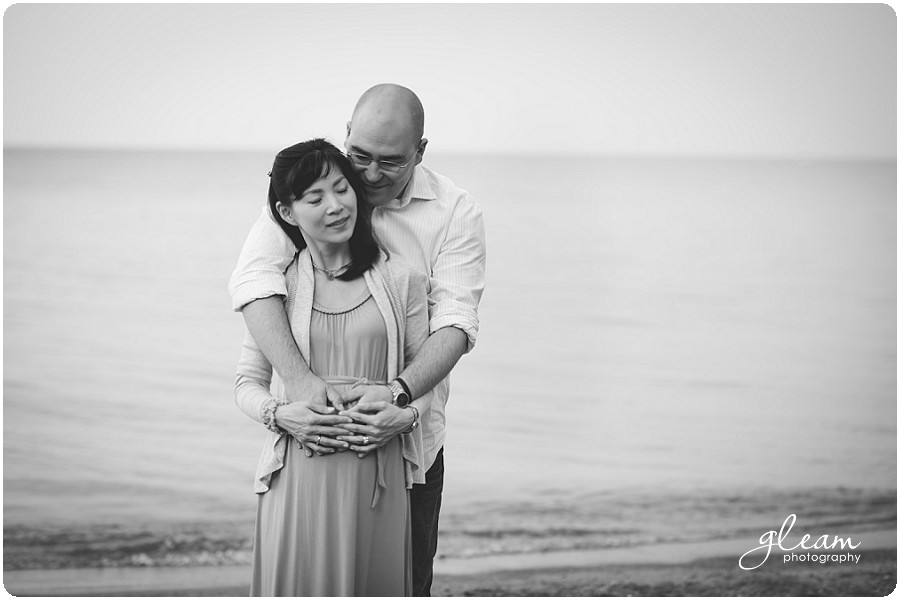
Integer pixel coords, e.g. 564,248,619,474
276,201,297,226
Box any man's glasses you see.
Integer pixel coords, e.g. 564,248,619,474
347,149,418,174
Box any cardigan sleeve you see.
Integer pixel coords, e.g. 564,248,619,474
234,330,276,424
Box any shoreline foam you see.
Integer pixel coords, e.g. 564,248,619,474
5,486,895,572
5,534,896,597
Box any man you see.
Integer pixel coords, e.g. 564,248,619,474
229,83,486,596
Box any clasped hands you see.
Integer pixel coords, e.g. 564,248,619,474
273,377,414,459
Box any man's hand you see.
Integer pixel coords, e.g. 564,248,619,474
274,402,352,457
337,385,415,458
339,384,392,410
279,374,351,456
283,374,344,408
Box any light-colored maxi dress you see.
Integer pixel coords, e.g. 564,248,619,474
250,289,410,596
235,251,432,597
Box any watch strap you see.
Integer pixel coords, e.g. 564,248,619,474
395,377,412,399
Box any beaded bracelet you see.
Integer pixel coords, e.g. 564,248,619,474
402,405,419,434
261,397,288,434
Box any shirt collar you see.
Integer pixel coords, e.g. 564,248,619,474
389,165,437,209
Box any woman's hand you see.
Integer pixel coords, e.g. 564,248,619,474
274,402,353,457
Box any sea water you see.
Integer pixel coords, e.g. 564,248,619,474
3,149,896,568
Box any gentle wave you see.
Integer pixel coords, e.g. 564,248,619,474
5,486,894,570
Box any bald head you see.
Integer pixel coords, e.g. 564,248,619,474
349,84,425,144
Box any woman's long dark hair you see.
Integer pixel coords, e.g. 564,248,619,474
268,138,382,280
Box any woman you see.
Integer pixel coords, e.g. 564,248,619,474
234,138,431,596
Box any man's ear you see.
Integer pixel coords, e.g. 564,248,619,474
345,121,352,140
415,138,428,165
275,201,297,226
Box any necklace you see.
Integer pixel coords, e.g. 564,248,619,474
312,260,352,280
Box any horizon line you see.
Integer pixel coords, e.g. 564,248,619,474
2,144,896,164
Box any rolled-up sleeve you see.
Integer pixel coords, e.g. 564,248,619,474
228,205,297,311
400,267,435,485
428,194,486,352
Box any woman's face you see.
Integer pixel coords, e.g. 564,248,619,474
277,167,358,250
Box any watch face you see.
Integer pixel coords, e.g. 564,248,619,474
390,381,409,407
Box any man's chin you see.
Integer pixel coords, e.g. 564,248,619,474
365,188,393,206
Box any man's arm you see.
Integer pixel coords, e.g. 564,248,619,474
242,297,321,401
338,191,486,452
425,191,486,354
242,297,352,456
229,205,295,310
399,326,467,398
335,327,467,454
232,207,319,394
241,298,311,389
231,207,349,454
235,325,351,457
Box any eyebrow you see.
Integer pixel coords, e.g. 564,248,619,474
300,177,347,197
348,146,406,161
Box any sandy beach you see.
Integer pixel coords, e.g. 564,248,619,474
6,533,895,597
5,551,895,597
432,549,897,597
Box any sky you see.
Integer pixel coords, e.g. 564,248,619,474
3,3,896,158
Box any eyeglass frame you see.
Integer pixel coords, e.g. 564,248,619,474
345,142,423,174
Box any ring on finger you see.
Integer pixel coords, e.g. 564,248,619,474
316,435,322,444
363,435,370,445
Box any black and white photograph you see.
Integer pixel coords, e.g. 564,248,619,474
3,3,896,596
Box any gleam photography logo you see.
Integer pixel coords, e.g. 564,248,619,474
739,514,861,570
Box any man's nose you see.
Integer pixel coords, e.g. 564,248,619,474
361,161,382,182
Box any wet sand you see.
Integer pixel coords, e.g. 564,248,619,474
431,549,896,597
6,536,895,597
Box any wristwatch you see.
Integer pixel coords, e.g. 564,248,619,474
388,379,410,408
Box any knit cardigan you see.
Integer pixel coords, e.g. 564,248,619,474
234,249,432,494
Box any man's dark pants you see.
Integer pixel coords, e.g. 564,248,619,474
410,447,444,596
